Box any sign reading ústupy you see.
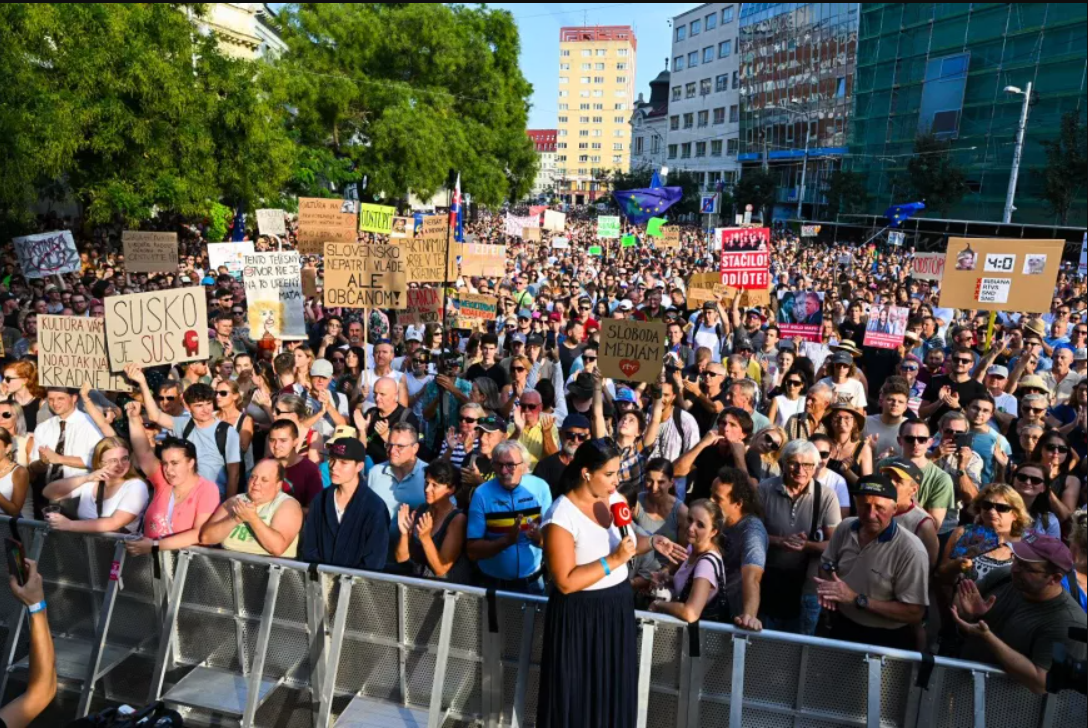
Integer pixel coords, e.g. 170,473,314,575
243,252,306,341
38,316,131,392
359,204,397,235
297,198,358,254
400,287,445,326
122,231,178,274
938,237,1064,313
451,293,498,330
104,288,209,372
719,227,771,289
911,253,946,282
13,231,81,279
324,242,408,310
600,319,667,385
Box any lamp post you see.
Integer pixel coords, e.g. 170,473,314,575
1003,82,1033,225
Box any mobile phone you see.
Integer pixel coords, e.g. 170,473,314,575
5,538,26,587
956,434,974,449
827,459,844,474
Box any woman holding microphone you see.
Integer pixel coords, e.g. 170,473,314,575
538,438,686,728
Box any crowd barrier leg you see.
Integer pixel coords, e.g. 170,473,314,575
675,627,702,728
149,551,191,705
305,571,329,728
231,561,251,677
396,584,408,706
317,575,353,728
424,591,458,728
479,597,502,728
75,541,127,717
0,526,43,702
971,670,987,728
728,635,747,728
865,655,884,728
635,620,656,728
1040,692,1058,728
240,565,283,727
509,602,537,728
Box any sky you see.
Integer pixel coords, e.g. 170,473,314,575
269,3,702,130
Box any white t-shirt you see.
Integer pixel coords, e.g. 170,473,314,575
543,492,629,591
819,470,851,510
73,478,150,524
820,376,868,410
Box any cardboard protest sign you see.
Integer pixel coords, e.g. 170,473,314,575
324,242,407,309
863,304,910,350
719,228,771,289
543,210,566,233
450,293,498,330
938,238,1064,313
243,252,306,341
207,242,255,280
777,291,824,342
104,288,209,372
599,319,666,385
301,268,319,298
524,227,541,243
403,237,448,284
597,216,620,239
13,231,80,279
801,225,822,238
256,209,287,237
448,243,506,279
390,217,413,239
911,253,945,282
399,287,445,326
359,204,396,235
38,316,132,392
660,227,681,249
298,197,358,254
421,216,448,237
122,231,178,274
745,288,771,308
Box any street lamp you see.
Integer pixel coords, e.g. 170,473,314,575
1003,83,1033,225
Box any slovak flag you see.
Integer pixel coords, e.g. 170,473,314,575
450,173,464,242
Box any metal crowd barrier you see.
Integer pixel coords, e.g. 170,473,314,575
0,518,1083,727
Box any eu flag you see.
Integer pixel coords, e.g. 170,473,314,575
884,202,926,228
613,187,684,226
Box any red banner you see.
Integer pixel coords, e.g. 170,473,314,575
719,228,771,289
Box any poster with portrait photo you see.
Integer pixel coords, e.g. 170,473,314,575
863,304,910,350
777,290,824,342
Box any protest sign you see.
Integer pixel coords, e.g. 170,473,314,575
911,253,945,282
889,231,905,247
863,304,909,350
506,215,540,239
122,231,178,274
622,235,637,249
38,316,131,392
451,293,498,330
524,227,541,243
13,231,80,279
647,218,666,238
448,243,506,279
243,252,306,340
297,197,358,254
256,209,287,237
207,242,255,279
600,319,666,385
588,246,603,257
597,216,621,239
301,268,318,298
324,242,408,310
390,217,413,239
403,237,448,284
359,204,396,235
801,225,822,238
719,227,771,289
938,238,1063,313
421,215,448,237
777,291,824,342
660,227,681,249
543,210,566,233
104,288,209,372
552,238,571,250
400,287,445,326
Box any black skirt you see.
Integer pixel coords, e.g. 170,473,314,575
536,581,638,728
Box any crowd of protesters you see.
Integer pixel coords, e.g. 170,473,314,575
0,205,1085,723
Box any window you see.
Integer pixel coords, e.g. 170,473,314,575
651,136,661,154
674,56,684,71
614,116,626,123
727,139,739,155
730,105,739,123
582,49,591,57
592,129,602,136
618,49,628,57
715,74,728,93
676,26,687,41
615,103,627,110
594,104,604,110
558,130,568,136
690,19,701,36
681,143,692,159
559,77,569,84
688,51,699,67
613,143,624,151
714,107,725,124
668,144,678,159
559,90,569,98
732,71,739,89
700,78,712,96
706,13,717,30
592,116,603,123
595,63,605,71
614,90,626,98
581,76,591,84
591,90,602,97
580,103,590,110
591,156,601,163
557,143,567,149
704,46,715,64
591,142,601,149
559,104,568,110
578,142,588,149
711,140,723,157
560,64,570,71
719,40,732,58
723,6,734,24
686,82,697,98
695,142,707,157
613,129,624,137
594,76,605,84
557,156,566,162
579,130,589,137
670,116,680,131
559,116,568,123
698,110,709,127
617,62,627,71
580,63,590,71
580,116,590,123
613,155,623,164
616,76,627,83
672,87,682,102
635,138,644,154
596,49,606,57
579,155,589,162
561,50,570,57
683,113,694,129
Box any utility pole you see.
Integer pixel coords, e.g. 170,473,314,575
1003,81,1033,225
797,124,811,220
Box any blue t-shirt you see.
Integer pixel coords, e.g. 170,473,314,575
172,415,241,496
968,429,1011,485
467,475,553,581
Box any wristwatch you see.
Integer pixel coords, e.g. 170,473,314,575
954,469,966,479
855,594,870,611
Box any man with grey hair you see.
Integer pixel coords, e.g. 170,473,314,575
757,439,843,635
466,439,553,593
727,379,771,433
933,410,984,537
784,382,834,441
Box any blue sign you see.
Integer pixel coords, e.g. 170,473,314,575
701,195,719,214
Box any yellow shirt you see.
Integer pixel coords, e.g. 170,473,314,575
222,492,299,558
517,421,559,469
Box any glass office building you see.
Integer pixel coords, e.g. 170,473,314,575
851,3,1087,226
738,3,860,221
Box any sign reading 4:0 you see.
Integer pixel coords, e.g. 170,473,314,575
983,254,1016,273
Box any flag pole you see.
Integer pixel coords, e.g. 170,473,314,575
440,171,456,349
862,224,893,248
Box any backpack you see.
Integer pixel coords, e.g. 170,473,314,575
68,701,185,727
182,419,230,460
678,550,730,623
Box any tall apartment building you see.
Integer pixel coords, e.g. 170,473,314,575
526,129,559,200
556,26,638,205
665,4,743,193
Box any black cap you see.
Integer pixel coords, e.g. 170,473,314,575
830,351,854,366
326,438,368,463
879,457,925,485
852,474,898,502
527,334,545,347
702,301,717,311
561,413,592,431
477,415,508,433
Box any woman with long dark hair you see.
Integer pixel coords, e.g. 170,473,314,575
538,439,686,728
1030,430,1081,524
1011,462,1061,538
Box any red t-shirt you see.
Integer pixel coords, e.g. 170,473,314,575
284,458,324,509
142,469,222,540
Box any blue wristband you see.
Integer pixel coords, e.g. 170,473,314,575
600,558,611,577
28,601,46,615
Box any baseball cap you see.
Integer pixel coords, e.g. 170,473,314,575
879,457,925,485
561,413,592,431
518,308,533,320
527,334,545,347
548,312,563,323
327,438,367,462
852,474,898,502
1019,375,1051,394
746,308,763,318
510,333,527,345
619,300,634,312
310,359,334,379
329,426,358,443
830,351,855,367
614,388,639,405
986,365,1009,379
1011,533,1074,573
1075,348,1087,363
702,301,717,311
476,415,508,434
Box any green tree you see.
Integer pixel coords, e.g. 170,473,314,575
902,134,969,218
825,169,869,219
277,3,537,207
1035,111,1087,226
732,168,778,224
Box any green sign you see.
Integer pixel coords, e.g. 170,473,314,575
588,245,603,256
646,218,667,238
621,235,637,248
597,216,621,239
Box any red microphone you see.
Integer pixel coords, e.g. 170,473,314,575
610,502,633,540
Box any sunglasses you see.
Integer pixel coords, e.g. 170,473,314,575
511,367,527,373
2,376,23,383
158,396,177,403
1044,444,1070,454
461,417,480,425
274,409,294,417
816,450,831,459
953,358,975,365
1025,407,1047,414
521,403,540,412
901,435,930,444
331,358,346,363
980,501,1014,515
0,412,12,420
564,432,591,442
216,391,232,398
786,380,803,387
900,365,919,372
583,357,598,364
1015,473,1045,486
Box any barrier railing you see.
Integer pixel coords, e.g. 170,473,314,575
0,518,1083,727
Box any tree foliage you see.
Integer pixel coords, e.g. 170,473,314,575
825,169,869,219
1035,111,1087,226
277,3,538,207
901,134,969,218
732,168,778,224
